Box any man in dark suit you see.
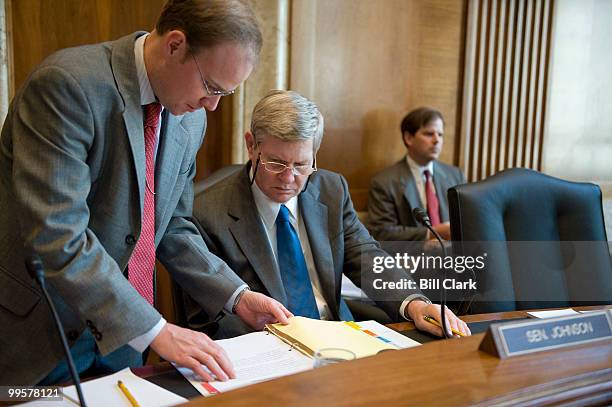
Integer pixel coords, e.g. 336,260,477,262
185,91,470,339
368,107,466,242
0,0,291,385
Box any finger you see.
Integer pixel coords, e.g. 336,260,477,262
442,317,453,338
193,334,235,380
458,319,471,336
445,310,460,337
268,301,291,324
183,357,214,382
203,339,236,379
415,317,444,337
212,344,236,379
443,308,470,337
281,303,294,319
425,305,449,337
193,348,230,381
424,321,445,337
430,308,451,337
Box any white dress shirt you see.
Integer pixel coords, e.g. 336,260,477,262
405,154,436,208
128,33,166,352
250,173,422,321
251,179,334,320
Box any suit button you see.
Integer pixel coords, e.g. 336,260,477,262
125,235,136,245
86,320,93,328
67,330,79,341
94,332,103,341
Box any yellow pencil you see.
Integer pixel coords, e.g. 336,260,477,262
117,380,141,407
423,315,466,337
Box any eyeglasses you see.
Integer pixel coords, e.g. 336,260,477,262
258,153,317,176
191,53,235,97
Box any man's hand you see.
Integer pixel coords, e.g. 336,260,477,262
234,290,293,330
150,323,234,382
429,222,451,241
406,300,471,337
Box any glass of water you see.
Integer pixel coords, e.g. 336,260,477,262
313,348,356,368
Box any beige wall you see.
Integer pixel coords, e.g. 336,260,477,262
290,0,466,210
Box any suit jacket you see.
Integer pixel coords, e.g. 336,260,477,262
0,32,244,384
184,165,421,338
367,159,466,241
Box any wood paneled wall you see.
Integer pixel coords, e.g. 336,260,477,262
10,0,164,91
290,0,467,211
8,0,229,181
459,0,555,181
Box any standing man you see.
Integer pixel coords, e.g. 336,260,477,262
368,107,466,242
181,91,470,339
0,0,290,385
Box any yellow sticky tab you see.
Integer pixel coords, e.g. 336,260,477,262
344,321,361,330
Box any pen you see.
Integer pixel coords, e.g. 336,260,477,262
423,315,466,337
117,380,141,407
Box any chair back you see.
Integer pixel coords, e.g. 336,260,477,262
449,168,612,313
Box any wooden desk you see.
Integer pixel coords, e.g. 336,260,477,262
181,307,612,406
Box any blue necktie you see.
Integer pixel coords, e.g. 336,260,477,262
276,205,320,319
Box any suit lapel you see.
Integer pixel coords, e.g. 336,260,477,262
154,112,188,230
400,160,422,212
300,185,340,318
111,32,147,220
228,169,287,304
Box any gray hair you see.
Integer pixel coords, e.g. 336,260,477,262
250,90,324,152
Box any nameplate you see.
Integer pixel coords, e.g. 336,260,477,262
479,310,612,359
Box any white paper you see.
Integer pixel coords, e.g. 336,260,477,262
352,320,421,349
18,367,186,407
341,274,368,299
178,331,312,395
527,308,580,319
579,307,610,313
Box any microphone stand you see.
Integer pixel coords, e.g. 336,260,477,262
412,208,451,339
26,255,87,407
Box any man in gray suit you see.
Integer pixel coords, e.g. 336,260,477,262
368,107,466,242
184,91,470,339
0,0,291,385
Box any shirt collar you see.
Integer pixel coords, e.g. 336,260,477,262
406,154,434,177
250,170,299,230
134,33,157,106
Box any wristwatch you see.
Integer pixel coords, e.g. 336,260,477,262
404,294,432,321
232,287,251,314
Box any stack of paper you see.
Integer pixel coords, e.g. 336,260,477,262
179,317,421,396
19,368,186,406
178,331,312,395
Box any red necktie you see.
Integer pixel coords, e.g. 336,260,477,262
424,170,441,226
128,102,162,305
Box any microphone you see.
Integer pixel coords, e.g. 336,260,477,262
412,208,450,339
26,255,87,407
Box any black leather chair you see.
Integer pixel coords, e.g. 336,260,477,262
193,164,242,195
449,168,612,313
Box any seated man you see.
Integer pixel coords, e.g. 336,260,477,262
367,107,466,242
183,91,470,338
